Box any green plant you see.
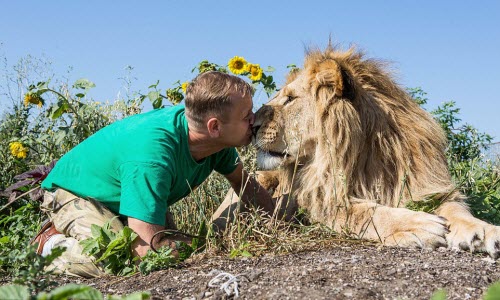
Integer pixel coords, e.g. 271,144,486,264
408,88,500,224
79,220,200,276
229,242,253,258
430,289,447,300
137,247,177,276
0,283,150,300
408,87,493,164
0,203,43,273
433,101,492,163
79,219,138,276
429,281,500,300
484,281,500,300
10,245,65,295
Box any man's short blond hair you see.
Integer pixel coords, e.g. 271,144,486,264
185,71,253,126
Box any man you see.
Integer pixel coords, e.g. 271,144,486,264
33,71,275,277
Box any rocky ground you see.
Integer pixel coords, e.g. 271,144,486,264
50,242,500,300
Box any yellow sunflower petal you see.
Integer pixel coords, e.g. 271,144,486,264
181,81,189,94
246,63,263,81
228,56,248,75
24,93,44,107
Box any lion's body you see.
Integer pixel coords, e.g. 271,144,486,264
251,46,500,257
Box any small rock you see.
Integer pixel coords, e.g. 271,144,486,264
482,257,496,264
386,268,397,276
343,290,353,297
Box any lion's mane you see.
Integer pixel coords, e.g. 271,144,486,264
286,47,462,225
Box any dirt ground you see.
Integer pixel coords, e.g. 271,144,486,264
48,242,500,300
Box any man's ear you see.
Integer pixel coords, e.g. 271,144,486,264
207,118,221,138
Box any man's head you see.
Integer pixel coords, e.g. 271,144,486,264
185,71,255,147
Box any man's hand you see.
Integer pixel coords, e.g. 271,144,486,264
127,217,191,258
127,218,165,257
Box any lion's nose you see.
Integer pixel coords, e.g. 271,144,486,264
252,125,261,137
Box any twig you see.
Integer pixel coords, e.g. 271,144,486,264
0,187,39,213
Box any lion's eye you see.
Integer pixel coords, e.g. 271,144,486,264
283,95,295,106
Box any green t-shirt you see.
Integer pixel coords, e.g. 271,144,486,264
42,105,239,225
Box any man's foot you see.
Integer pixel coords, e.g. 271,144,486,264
30,220,61,255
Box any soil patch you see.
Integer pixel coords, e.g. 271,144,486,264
50,242,499,300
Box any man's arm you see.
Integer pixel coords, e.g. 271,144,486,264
223,162,275,213
128,217,190,258
128,218,165,257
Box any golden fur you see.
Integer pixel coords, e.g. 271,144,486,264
252,45,500,257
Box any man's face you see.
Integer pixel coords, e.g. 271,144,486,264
219,91,255,147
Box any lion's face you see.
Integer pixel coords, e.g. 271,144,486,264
253,53,358,171
253,71,317,170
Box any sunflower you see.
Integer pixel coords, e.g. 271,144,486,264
246,63,263,81
228,56,247,75
181,81,189,94
24,92,44,108
9,141,28,159
166,88,183,105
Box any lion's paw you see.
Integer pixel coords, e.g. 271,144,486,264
382,211,449,250
447,219,500,259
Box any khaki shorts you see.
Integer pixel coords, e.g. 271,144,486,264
41,189,124,278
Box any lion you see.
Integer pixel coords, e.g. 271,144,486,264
217,45,500,258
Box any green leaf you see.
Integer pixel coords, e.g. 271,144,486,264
37,81,49,88
90,224,101,238
44,246,66,265
430,289,447,300
137,95,147,105
152,98,162,109
147,91,160,102
75,93,85,98
73,78,96,90
241,250,253,257
0,284,30,300
80,239,99,255
42,284,101,300
484,282,500,300
191,220,207,252
148,80,160,89
53,130,67,145
0,236,10,243
108,291,151,300
49,104,66,120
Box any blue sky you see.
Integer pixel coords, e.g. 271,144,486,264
1,1,499,142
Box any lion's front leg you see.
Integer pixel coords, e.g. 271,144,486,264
436,202,500,258
341,201,449,249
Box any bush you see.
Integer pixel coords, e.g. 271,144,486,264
409,87,500,224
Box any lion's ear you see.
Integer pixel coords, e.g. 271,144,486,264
311,59,355,103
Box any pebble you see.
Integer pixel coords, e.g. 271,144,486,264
482,257,496,264
386,268,397,276
343,290,353,297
